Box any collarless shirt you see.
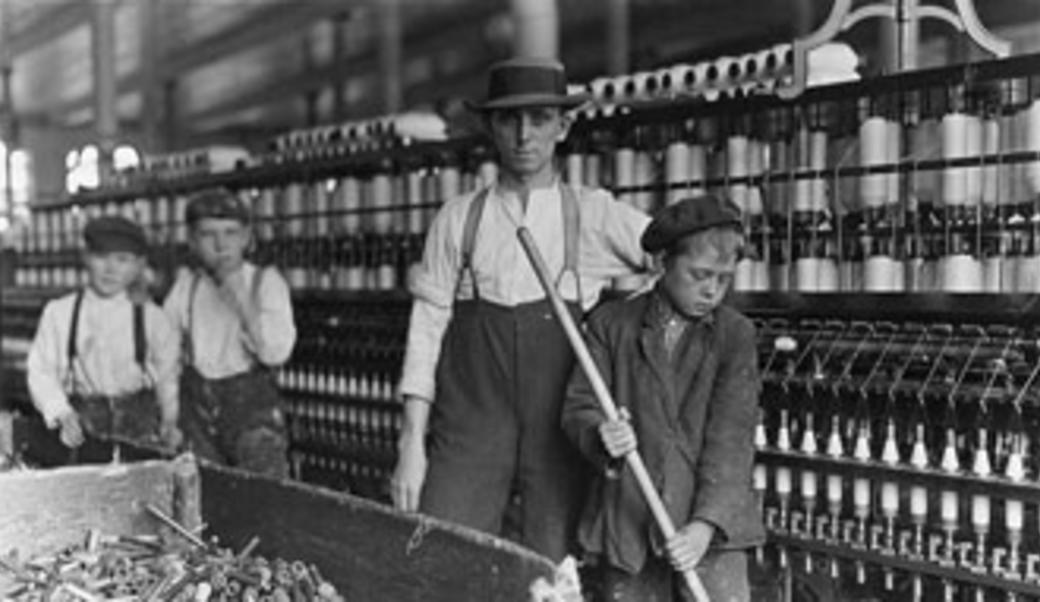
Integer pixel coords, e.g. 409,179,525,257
400,182,652,402
27,289,179,426
163,262,296,380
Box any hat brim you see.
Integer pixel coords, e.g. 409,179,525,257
466,92,591,112
85,235,148,256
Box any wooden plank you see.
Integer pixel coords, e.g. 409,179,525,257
200,463,556,602
0,455,200,560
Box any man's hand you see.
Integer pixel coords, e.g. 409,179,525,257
159,421,183,450
390,432,428,512
666,520,716,573
56,411,84,448
598,408,637,459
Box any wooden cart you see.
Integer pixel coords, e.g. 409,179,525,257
0,415,557,602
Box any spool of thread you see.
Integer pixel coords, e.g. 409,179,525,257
911,119,941,205
367,174,392,234
818,258,839,291
337,176,362,235
863,255,902,291
633,150,656,213
859,116,888,208
688,144,708,195
727,135,750,212
406,170,424,236
998,112,1018,205
1026,99,1040,195
738,257,769,291
392,173,410,235
283,183,305,237
885,120,901,207
983,256,1003,293
734,258,754,292
614,147,637,207
1015,255,1040,292
965,114,983,205
565,153,584,186
583,152,603,188
941,254,983,292
794,257,820,291
438,165,461,203
173,195,188,243
793,131,828,213
664,142,690,205
942,112,972,206
313,180,331,238
1001,255,1018,293
981,117,1000,206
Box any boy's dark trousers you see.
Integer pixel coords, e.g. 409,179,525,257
179,366,289,478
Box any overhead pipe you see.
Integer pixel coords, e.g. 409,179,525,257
606,0,629,75
378,0,402,113
91,0,118,185
138,0,162,151
510,0,558,59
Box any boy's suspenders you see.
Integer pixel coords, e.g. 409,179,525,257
458,184,581,302
66,290,150,395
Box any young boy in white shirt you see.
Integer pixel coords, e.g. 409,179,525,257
163,188,296,478
27,216,181,460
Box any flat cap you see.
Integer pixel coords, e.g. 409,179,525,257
185,188,250,225
83,216,148,255
641,194,742,254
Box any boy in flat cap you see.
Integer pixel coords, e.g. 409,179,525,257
27,215,181,458
562,194,765,601
391,57,653,560
163,188,296,478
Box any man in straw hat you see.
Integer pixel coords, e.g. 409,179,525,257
391,57,653,560
563,194,765,600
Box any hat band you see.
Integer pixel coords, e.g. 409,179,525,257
487,65,567,102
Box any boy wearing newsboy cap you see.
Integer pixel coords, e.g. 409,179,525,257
563,194,765,601
27,215,181,458
163,188,296,478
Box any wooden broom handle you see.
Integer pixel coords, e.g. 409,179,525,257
516,227,710,602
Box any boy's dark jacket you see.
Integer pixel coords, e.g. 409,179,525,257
562,290,766,574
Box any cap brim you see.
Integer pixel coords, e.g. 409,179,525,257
466,93,591,112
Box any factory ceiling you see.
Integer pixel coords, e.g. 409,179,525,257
0,0,1035,152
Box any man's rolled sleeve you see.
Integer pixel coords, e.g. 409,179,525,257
398,200,464,401
690,318,760,539
598,191,653,274
398,299,452,402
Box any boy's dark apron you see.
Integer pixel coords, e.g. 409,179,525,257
66,290,159,462
178,268,289,478
420,185,589,562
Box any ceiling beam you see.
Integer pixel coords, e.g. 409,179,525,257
8,1,89,56
52,0,358,116
186,1,504,124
